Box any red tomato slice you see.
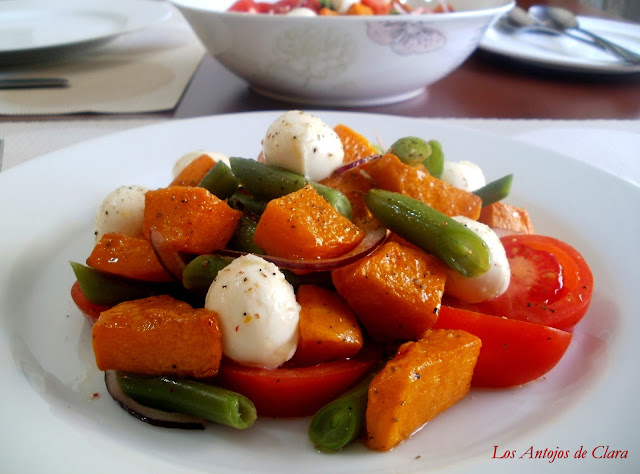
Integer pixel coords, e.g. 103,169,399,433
228,0,260,13
445,234,593,330
71,280,111,325
434,305,572,388
360,0,391,15
215,345,381,417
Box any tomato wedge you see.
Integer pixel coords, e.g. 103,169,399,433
434,306,572,388
215,345,381,417
445,234,593,330
71,280,111,324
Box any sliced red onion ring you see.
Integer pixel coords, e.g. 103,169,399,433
334,154,382,174
149,228,187,281
104,370,205,430
217,225,387,272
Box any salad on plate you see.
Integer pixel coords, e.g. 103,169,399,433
69,110,593,453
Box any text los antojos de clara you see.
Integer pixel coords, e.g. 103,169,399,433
492,445,628,463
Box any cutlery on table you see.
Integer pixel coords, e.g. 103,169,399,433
497,6,640,65
528,5,640,65
0,78,69,89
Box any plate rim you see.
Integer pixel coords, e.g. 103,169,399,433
0,0,172,61
0,110,638,474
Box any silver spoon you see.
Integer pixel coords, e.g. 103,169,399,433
528,5,640,64
496,7,606,46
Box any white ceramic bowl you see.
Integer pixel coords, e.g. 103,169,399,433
170,0,514,106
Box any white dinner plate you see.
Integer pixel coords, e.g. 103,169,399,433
479,15,640,74
0,111,638,473
0,0,172,65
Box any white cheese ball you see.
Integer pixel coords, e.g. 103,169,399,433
262,110,344,182
330,0,359,13
286,7,317,16
172,151,231,178
94,185,149,242
205,254,300,369
441,160,486,192
444,216,511,303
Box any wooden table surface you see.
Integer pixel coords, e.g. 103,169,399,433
173,0,640,120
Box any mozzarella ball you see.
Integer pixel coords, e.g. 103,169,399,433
94,185,149,242
441,160,486,192
331,0,359,13
262,110,344,182
172,151,231,178
205,254,300,369
444,216,510,303
286,7,317,16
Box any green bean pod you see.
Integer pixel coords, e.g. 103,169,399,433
364,189,491,278
424,139,444,178
311,182,353,221
229,157,353,220
229,191,269,215
473,173,513,207
228,212,265,255
388,136,432,166
309,373,373,452
229,157,306,200
199,160,239,200
182,254,233,294
70,261,173,306
116,372,257,429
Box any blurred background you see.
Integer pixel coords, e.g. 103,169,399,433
578,0,640,21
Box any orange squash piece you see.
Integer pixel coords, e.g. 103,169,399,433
143,186,242,255
320,168,376,228
366,154,482,220
332,240,447,342
346,3,374,15
86,232,173,282
169,154,216,187
92,295,222,378
253,185,364,260
333,124,379,164
366,329,481,451
291,284,363,365
479,201,535,234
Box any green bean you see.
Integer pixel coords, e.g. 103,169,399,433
388,136,432,166
309,373,373,452
364,189,490,278
228,213,265,254
198,160,239,200
312,182,353,221
473,173,513,207
116,372,257,429
229,157,353,220
229,191,269,215
424,139,444,178
229,157,306,200
182,254,233,294
70,261,173,306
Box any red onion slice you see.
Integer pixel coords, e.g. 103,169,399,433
149,228,187,281
217,225,387,272
334,154,382,174
104,370,205,430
